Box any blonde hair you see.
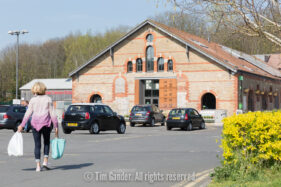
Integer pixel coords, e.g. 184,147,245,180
31,82,46,95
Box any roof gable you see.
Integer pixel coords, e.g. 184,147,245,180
69,19,281,80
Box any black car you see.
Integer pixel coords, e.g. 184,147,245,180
129,104,165,127
62,103,126,134
166,108,205,131
0,105,28,132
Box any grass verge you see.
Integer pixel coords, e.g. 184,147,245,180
209,168,281,187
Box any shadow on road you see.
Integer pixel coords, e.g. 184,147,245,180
22,163,94,171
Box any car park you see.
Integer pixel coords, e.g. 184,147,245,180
129,104,165,127
166,108,205,131
0,105,28,132
62,103,126,134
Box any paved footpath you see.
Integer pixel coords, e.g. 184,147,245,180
0,124,222,187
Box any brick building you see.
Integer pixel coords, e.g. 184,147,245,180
69,20,281,116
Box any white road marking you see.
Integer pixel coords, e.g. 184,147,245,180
184,170,212,187
171,169,213,187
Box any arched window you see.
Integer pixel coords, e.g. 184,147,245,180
127,61,133,73
146,34,154,42
146,46,154,72
136,58,142,72
90,94,102,103
201,93,216,109
167,59,173,71
157,58,164,72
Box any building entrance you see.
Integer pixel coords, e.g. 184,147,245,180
142,80,159,106
90,94,102,103
201,93,216,109
137,78,177,109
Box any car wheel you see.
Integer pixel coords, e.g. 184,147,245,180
187,123,193,131
130,122,135,127
150,118,155,127
63,128,72,134
117,122,126,134
89,122,100,134
161,117,166,126
199,121,206,129
166,126,172,130
13,121,21,132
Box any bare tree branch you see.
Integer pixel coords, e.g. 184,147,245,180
170,0,281,47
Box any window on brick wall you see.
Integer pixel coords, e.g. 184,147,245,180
127,61,133,73
157,57,164,72
168,59,173,71
146,34,153,42
136,58,142,72
146,46,154,72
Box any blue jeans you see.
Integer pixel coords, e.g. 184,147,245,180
32,126,52,162
24,117,31,131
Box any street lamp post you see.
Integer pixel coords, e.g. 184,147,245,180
8,30,28,100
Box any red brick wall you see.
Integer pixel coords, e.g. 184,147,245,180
71,25,281,116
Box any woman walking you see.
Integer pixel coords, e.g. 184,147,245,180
18,82,58,172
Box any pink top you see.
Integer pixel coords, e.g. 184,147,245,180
20,95,58,131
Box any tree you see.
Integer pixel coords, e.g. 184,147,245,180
167,0,281,47
63,27,129,76
152,11,209,38
152,10,280,54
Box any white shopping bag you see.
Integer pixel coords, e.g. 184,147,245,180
7,132,23,156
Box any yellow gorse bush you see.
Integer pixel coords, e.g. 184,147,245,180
222,111,281,166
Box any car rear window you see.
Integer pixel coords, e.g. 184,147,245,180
67,105,89,112
0,106,9,112
169,109,186,116
132,106,150,112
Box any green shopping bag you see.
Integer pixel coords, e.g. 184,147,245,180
51,138,65,159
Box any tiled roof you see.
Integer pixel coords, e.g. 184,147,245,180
70,19,281,80
268,54,281,69
150,20,281,79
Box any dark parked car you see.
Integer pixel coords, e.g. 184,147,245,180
62,103,126,134
166,108,205,131
0,105,29,132
129,104,165,127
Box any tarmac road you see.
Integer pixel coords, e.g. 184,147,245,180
0,123,222,187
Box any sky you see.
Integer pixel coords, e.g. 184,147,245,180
0,0,174,51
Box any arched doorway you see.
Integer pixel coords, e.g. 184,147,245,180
90,94,102,103
248,90,254,111
201,93,216,109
